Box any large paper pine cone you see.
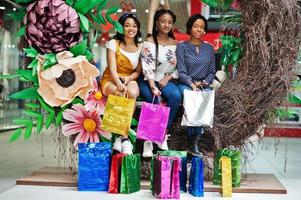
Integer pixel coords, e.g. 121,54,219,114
24,0,82,53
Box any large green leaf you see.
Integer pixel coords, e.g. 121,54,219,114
0,74,19,79
38,97,56,129
24,123,33,140
25,103,40,109
78,13,90,32
16,69,38,85
113,21,124,34
23,47,38,58
73,0,93,14
10,87,39,100
288,94,301,104
16,26,25,37
70,39,87,56
8,128,22,143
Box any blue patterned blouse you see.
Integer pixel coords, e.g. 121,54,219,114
176,41,216,86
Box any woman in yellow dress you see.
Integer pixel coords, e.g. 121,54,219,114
100,13,142,154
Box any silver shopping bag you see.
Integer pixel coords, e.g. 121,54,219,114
181,89,215,128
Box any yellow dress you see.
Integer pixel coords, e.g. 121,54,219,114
100,40,135,94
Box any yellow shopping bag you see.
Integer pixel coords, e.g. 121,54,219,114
220,156,232,197
102,94,135,136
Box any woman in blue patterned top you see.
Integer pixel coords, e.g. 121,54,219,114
176,14,216,156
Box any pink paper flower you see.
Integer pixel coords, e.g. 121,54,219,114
62,104,108,148
84,79,106,115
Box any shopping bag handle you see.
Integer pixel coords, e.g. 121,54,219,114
114,90,128,98
152,95,162,105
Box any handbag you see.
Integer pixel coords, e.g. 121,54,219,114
137,96,170,144
108,153,125,193
120,154,141,194
181,89,215,128
78,142,111,191
102,94,135,135
188,156,204,197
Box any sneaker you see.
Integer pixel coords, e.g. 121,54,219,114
113,136,122,152
121,138,133,154
157,137,168,150
142,141,153,157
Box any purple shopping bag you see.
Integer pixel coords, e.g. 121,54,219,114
137,100,170,144
153,155,182,199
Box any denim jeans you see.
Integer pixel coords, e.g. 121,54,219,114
138,76,182,129
178,83,211,136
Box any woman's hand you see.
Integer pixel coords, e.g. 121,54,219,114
190,83,198,91
158,76,170,89
117,82,127,92
151,85,161,96
120,77,131,85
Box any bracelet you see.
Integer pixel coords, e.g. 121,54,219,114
146,33,152,38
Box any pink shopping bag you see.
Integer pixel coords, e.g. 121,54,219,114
137,97,170,144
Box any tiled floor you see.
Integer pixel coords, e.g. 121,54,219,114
0,129,300,200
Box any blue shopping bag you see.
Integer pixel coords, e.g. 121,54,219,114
189,156,204,197
78,142,112,191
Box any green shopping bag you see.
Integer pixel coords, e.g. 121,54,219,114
120,154,141,194
213,149,241,187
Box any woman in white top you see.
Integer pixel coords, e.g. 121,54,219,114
100,13,142,154
138,3,182,157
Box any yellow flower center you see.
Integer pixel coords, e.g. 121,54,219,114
94,91,102,101
83,119,96,132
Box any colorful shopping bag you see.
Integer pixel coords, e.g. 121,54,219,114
220,156,232,197
78,142,111,191
213,148,241,187
189,156,204,197
152,155,182,199
108,153,125,193
102,94,135,135
181,89,215,128
157,150,187,192
120,154,141,194
137,100,170,144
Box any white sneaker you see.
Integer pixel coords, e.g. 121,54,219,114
121,139,133,154
142,141,153,157
157,137,168,150
113,136,122,152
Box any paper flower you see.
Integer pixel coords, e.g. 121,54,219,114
62,104,108,147
84,79,106,114
24,0,82,53
37,51,100,107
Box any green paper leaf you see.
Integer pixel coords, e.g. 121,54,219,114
66,0,73,6
24,47,38,58
6,9,26,22
36,116,43,134
72,97,84,105
78,13,90,32
0,74,19,79
16,69,38,85
25,103,40,109
106,6,119,15
9,128,22,143
73,0,93,14
27,58,37,69
85,50,93,61
24,123,33,140
45,112,55,129
10,87,39,100
55,111,64,126
113,21,124,34
16,26,25,37
70,39,87,56
13,119,32,126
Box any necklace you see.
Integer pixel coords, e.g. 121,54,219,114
189,41,202,54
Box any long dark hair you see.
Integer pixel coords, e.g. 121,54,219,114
113,13,142,46
152,9,176,65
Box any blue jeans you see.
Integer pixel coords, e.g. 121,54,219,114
178,83,207,136
138,76,182,129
